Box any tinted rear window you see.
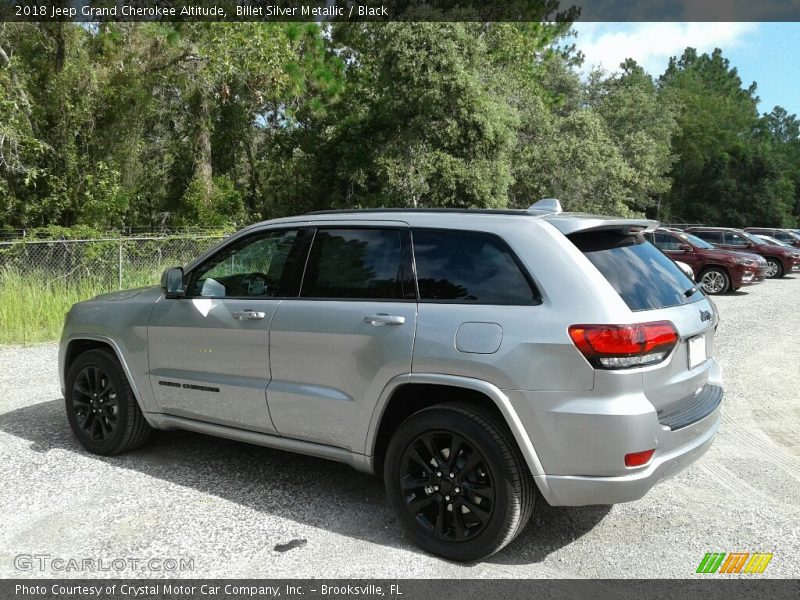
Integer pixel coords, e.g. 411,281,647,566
570,231,702,311
412,229,540,305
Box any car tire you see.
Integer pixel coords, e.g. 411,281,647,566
699,267,730,295
765,258,784,279
384,402,535,561
65,348,151,455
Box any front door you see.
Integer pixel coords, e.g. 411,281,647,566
267,225,417,451
147,227,303,433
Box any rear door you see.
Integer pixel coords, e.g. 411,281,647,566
266,224,417,451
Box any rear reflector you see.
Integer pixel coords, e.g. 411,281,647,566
625,449,655,468
568,321,679,369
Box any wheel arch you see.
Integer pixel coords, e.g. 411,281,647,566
697,263,731,279
62,335,150,421
763,255,786,277
366,373,553,502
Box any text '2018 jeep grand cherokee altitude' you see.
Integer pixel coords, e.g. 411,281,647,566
59,200,723,561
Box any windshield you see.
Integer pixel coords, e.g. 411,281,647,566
760,236,790,247
679,232,714,249
741,231,766,245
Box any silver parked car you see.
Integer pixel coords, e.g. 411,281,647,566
59,200,723,561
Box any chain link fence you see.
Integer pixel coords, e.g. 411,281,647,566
0,234,227,291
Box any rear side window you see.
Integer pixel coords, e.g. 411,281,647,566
412,229,540,305
569,231,701,311
301,228,412,300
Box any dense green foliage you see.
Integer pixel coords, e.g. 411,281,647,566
1,22,799,229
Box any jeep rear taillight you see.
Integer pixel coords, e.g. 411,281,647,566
568,321,678,369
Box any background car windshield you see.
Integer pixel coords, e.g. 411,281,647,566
680,232,714,249
742,232,766,245
570,231,702,311
759,236,790,247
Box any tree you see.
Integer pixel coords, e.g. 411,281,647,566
656,47,795,225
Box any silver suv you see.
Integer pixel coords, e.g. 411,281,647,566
59,201,723,561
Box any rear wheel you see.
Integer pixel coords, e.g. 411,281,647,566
765,258,783,279
384,403,534,561
65,349,151,455
699,267,730,295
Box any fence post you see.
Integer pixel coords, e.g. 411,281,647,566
118,239,123,290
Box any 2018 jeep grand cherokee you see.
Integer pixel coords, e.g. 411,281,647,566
59,201,723,561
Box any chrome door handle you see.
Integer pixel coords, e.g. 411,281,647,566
364,314,405,326
232,310,266,320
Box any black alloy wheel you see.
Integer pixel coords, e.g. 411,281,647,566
384,403,535,561
72,365,119,442
65,348,151,455
400,430,495,542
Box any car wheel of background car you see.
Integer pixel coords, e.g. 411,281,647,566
765,258,783,279
384,402,535,561
699,268,730,295
65,348,151,455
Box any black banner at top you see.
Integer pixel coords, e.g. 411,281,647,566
2,0,800,22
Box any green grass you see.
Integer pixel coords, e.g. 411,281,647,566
0,267,161,345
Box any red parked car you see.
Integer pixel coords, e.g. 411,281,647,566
687,227,800,279
647,228,767,294
744,227,800,248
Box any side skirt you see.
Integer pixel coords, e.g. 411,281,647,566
145,413,374,473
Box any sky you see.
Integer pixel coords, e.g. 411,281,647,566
571,22,800,116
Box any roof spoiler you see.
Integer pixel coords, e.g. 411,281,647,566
527,198,563,215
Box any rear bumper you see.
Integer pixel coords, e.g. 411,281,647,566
539,408,720,505
508,357,724,506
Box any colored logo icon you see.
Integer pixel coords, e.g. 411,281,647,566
697,552,773,574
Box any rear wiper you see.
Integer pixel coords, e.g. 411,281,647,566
684,285,698,297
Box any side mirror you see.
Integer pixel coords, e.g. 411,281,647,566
161,267,185,298
678,243,692,251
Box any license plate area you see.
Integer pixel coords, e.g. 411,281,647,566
687,334,707,370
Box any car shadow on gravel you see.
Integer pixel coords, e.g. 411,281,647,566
0,398,610,564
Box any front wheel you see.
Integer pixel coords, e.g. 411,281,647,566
65,348,151,455
765,258,783,279
699,268,730,295
384,403,535,561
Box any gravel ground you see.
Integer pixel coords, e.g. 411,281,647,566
1,277,799,579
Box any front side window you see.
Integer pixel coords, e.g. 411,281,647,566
412,229,539,305
300,228,411,300
653,232,683,251
187,229,300,298
726,232,752,247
